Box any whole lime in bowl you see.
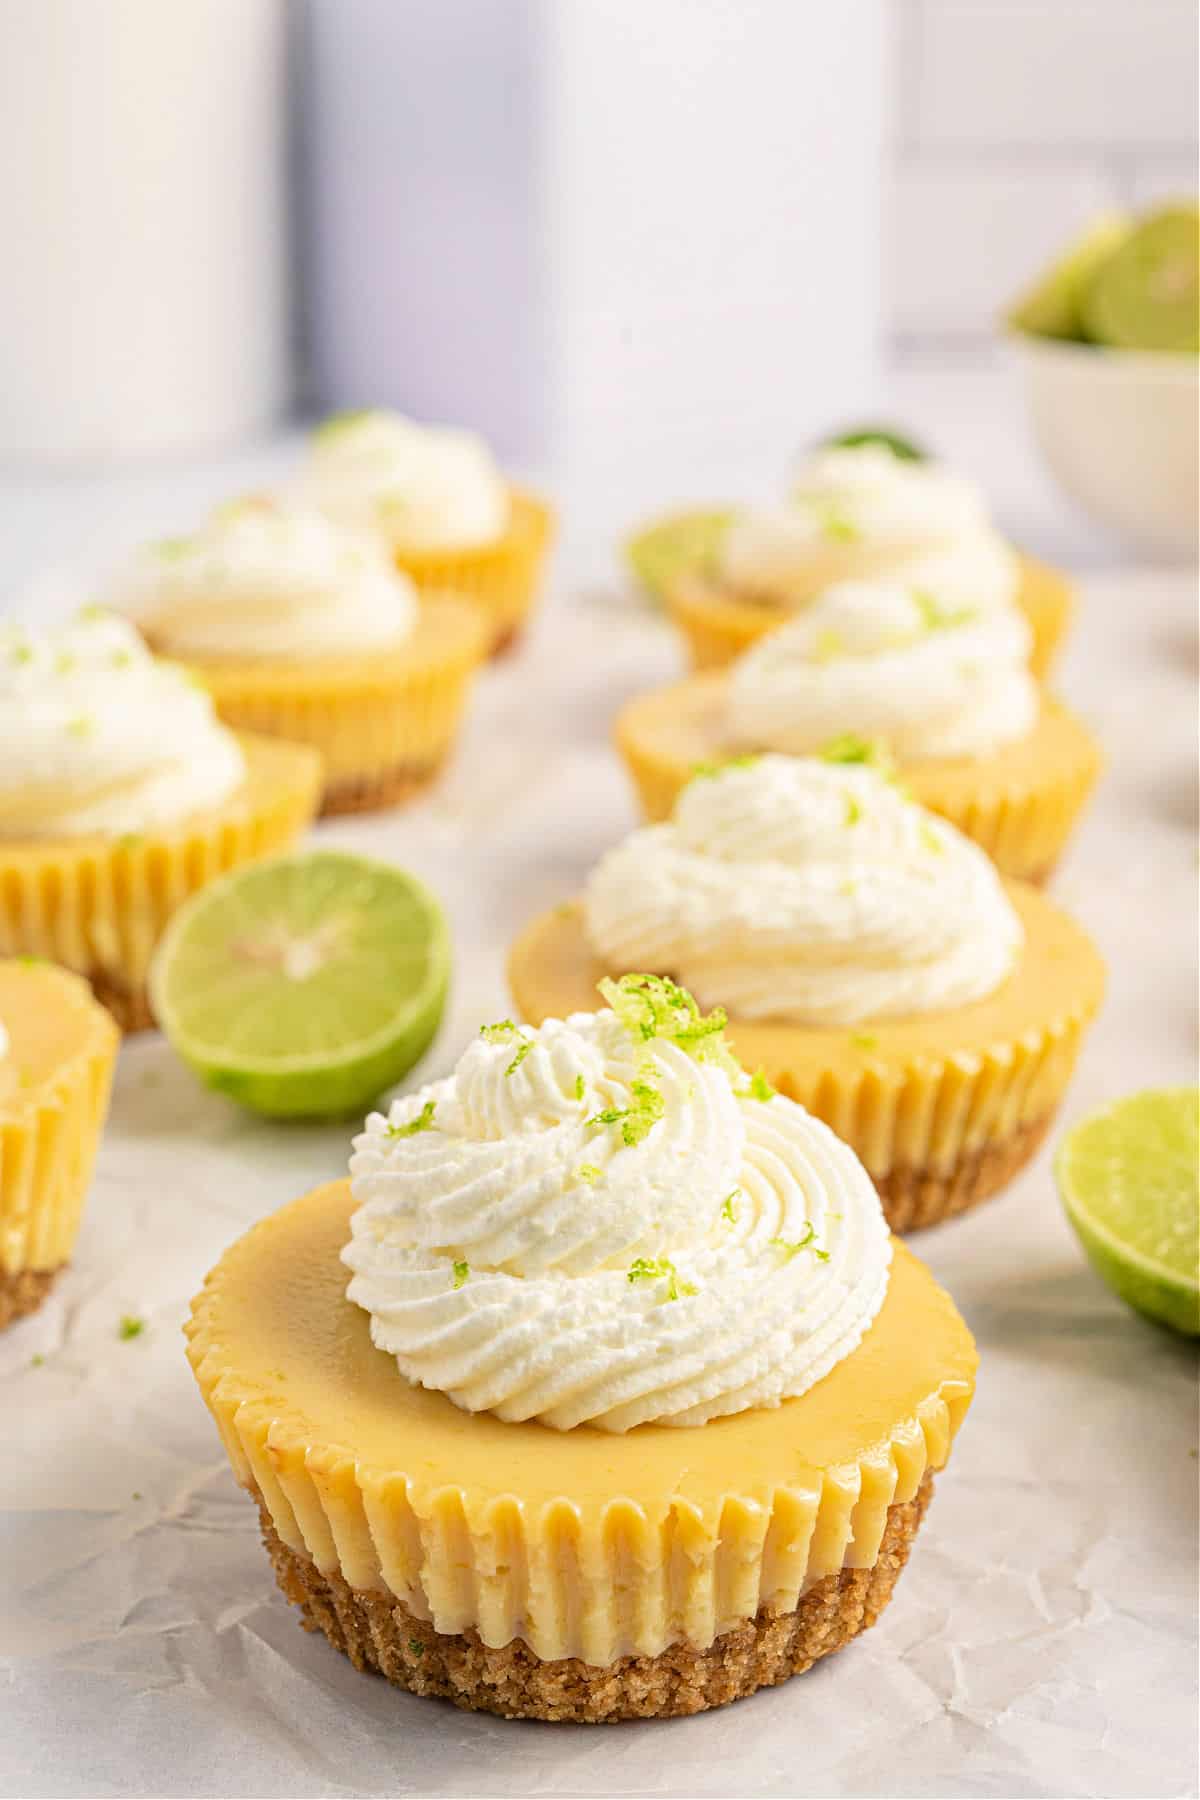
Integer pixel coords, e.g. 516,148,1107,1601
150,850,450,1119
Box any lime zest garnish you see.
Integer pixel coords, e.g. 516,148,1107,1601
574,1163,602,1184
912,587,976,633
770,1224,830,1263
314,408,375,440
919,821,945,856
386,1099,437,1139
805,498,861,543
689,753,760,783
573,1073,585,1100
66,714,93,738
844,793,863,826
587,1078,666,1148
599,972,731,1064
822,733,887,769
504,1040,532,1078
30,1353,45,1368
408,1639,425,1657
451,1260,469,1289
722,1189,741,1224
153,536,193,560
849,1031,879,1051
118,1315,145,1341
736,1068,775,1103
627,1256,697,1302
813,628,844,663
77,603,110,623
480,1019,518,1041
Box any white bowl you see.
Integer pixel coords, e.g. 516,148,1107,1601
1010,335,1198,561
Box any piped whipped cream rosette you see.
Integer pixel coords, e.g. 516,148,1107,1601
118,497,418,661
642,440,1074,681
110,486,489,819
585,756,1023,1025
343,977,892,1432
0,610,245,837
509,759,1105,1233
721,445,1021,613
0,611,320,1029
726,579,1039,762
297,409,511,553
294,409,555,655
613,566,1101,882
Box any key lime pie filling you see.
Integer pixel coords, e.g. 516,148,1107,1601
187,983,977,1720
639,443,1073,680
0,612,320,1030
0,958,118,1328
510,757,1104,1231
616,576,1100,882
295,410,554,655
121,497,488,816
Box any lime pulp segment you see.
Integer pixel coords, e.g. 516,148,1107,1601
150,851,450,1118
1055,1087,1199,1336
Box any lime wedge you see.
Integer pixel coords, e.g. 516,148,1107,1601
625,509,737,603
1080,205,1199,353
149,851,450,1119
1007,213,1131,341
820,425,927,462
1055,1088,1199,1336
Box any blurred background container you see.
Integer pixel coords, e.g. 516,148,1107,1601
0,0,1194,558
0,0,289,463
302,0,888,518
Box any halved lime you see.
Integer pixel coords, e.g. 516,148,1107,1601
1080,205,1199,353
1007,213,1130,341
1055,1088,1199,1336
820,425,927,462
149,851,450,1119
625,509,737,603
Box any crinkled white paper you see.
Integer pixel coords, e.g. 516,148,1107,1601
1,529,1196,1799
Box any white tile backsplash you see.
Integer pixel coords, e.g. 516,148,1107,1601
891,0,1198,354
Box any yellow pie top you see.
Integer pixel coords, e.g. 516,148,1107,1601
187,1180,976,1658
510,885,1104,1092
0,959,118,1112
617,673,1098,818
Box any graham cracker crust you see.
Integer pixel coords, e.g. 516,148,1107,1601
878,1112,1052,1233
86,971,153,1034
257,1473,933,1722
319,756,450,818
0,1263,61,1331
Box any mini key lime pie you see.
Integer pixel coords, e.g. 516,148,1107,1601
633,442,1073,680
120,497,487,816
510,758,1104,1231
187,981,976,1720
0,612,320,1030
616,577,1101,881
0,959,117,1327
295,410,554,655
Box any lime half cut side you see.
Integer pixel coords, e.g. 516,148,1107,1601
150,851,450,1119
625,509,737,603
1055,1087,1199,1336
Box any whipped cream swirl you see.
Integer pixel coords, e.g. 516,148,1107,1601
0,612,244,838
343,986,892,1432
586,758,1022,1025
114,498,417,661
720,443,1019,613
727,578,1037,761
296,409,510,552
